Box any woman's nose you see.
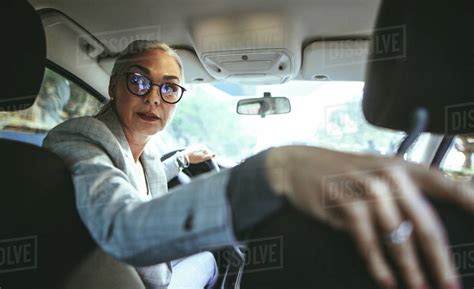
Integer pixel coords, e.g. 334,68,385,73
144,85,161,105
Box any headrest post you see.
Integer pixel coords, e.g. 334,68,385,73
396,107,429,156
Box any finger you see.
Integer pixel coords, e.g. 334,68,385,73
195,152,214,163
204,151,216,159
190,151,206,161
202,155,213,161
344,202,396,289
389,169,460,289
408,163,474,212
365,177,428,289
199,150,214,158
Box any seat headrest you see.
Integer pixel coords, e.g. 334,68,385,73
362,0,474,135
2,0,46,111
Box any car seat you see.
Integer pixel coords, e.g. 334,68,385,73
0,1,144,288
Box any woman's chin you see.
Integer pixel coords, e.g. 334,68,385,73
134,122,162,136
144,126,162,136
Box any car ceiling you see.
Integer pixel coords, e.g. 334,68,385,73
30,0,380,54
29,0,381,96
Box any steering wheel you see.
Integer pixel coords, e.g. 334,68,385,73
182,157,220,176
161,149,220,188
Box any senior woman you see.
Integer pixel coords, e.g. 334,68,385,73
45,41,219,288
44,40,474,289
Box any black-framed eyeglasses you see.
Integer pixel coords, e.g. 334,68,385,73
122,72,186,104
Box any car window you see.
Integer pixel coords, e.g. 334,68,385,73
439,134,474,182
165,80,406,165
0,68,102,146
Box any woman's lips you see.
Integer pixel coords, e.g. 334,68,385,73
137,112,160,122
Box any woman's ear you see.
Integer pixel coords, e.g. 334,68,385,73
108,85,115,100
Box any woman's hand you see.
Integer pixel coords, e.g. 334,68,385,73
185,145,215,165
266,146,473,289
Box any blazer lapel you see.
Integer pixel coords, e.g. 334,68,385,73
96,106,169,199
95,106,173,277
140,145,169,199
96,107,133,157
140,149,172,273
95,107,141,193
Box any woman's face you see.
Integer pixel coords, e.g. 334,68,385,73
110,49,182,141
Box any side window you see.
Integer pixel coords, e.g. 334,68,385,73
440,134,474,182
0,68,102,146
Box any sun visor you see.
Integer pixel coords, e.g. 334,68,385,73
40,10,110,98
302,41,368,81
363,0,474,135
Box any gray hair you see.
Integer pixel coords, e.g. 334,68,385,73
110,40,184,81
97,40,184,116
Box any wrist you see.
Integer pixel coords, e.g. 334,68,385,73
265,147,292,196
183,151,190,166
176,151,190,169
227,148,289,238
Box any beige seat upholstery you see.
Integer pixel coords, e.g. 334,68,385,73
62,248,145,289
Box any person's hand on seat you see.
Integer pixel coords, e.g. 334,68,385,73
266,145,473,289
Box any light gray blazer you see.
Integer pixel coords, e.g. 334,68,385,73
43,107,238,287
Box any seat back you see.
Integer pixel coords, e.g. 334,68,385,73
0,1,143,288
0,141,144,288
0,139,93,287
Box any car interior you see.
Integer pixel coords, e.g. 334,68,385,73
1,0,473,288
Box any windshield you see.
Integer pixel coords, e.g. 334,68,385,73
164,80,406,165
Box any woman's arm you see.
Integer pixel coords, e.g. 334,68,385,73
161,148,215,182
44,118,474,289
161,153,181,181
259,146,474,289
43,119,240,266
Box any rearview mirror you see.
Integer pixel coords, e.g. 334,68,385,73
237,95,291,117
